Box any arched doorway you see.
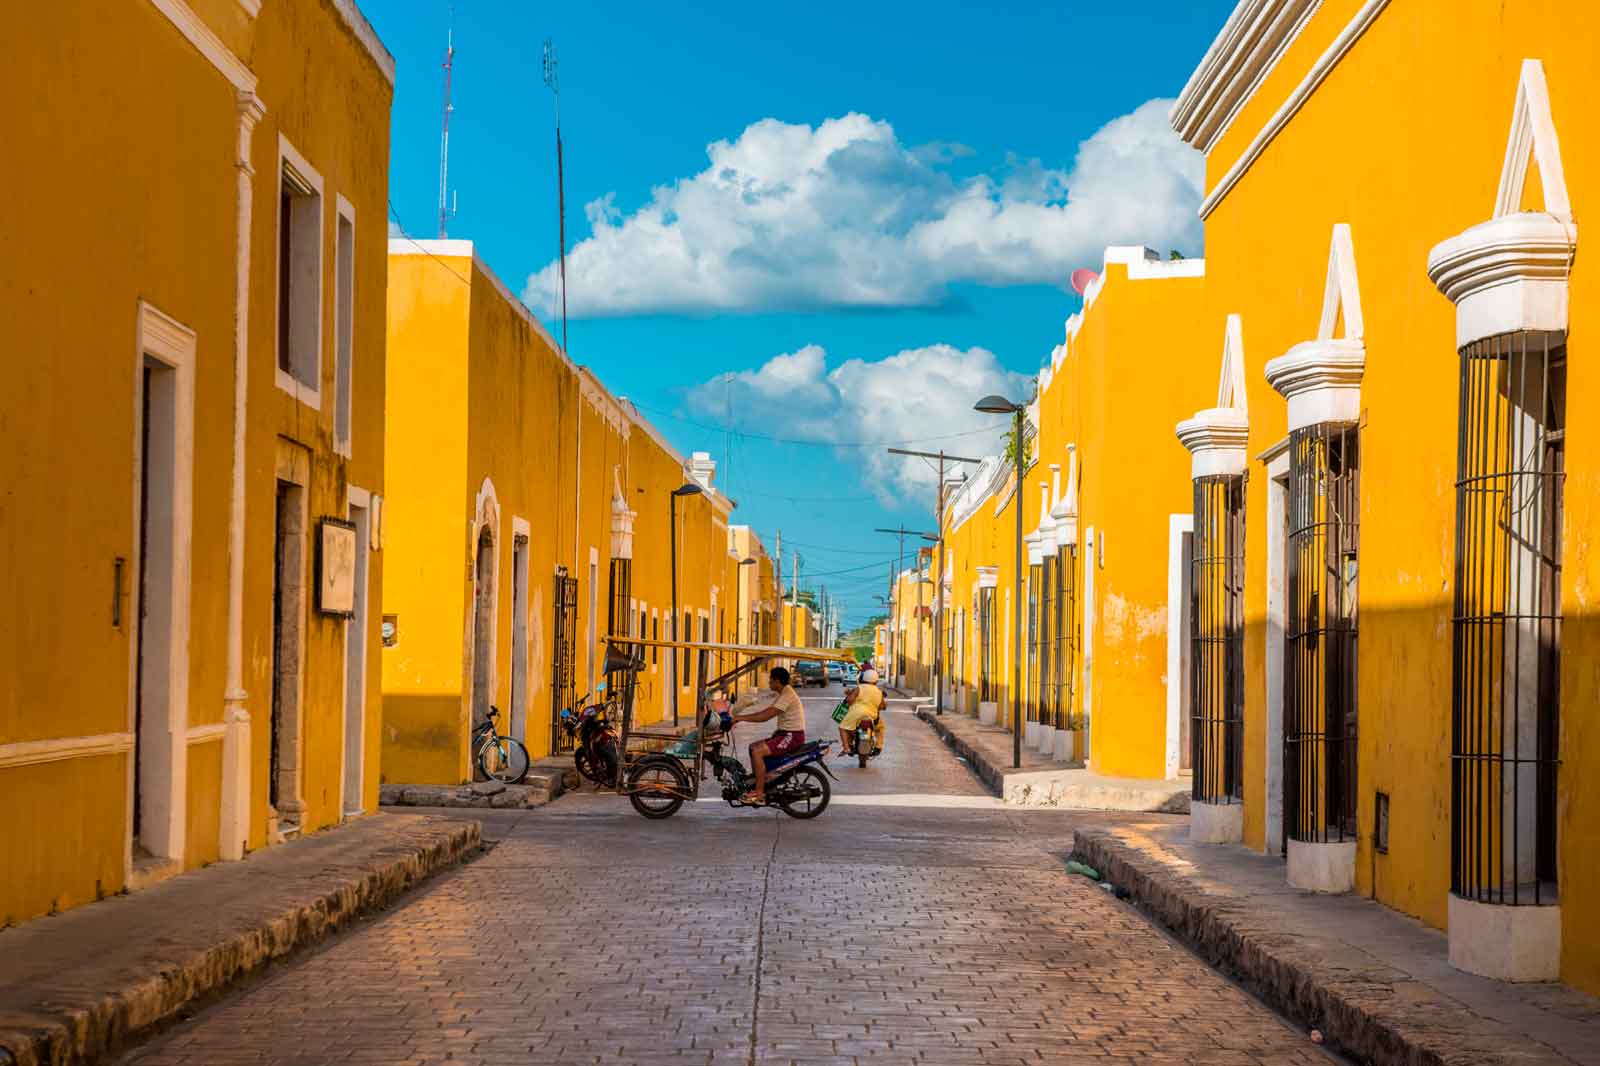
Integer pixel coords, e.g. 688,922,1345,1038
471,525,496,735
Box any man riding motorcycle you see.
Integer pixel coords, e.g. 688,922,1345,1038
837,667,886,758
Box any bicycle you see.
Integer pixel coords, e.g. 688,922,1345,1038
473,706,531,784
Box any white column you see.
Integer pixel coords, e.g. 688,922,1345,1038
220,91,264,861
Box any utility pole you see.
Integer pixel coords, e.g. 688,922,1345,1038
436,6,456,238
884,450,981,713
875,525,937,691
773,529,782,647
542,40,568,353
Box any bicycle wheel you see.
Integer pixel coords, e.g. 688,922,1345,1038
627,756,689,819
478,736,530,784
775,765,830,819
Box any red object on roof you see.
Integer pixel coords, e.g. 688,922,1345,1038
1070,268,1098,296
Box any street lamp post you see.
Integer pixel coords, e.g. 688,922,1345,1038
669,481,703,726
975,394,1027,770
737,556,757,644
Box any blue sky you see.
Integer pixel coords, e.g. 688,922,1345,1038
368,0,1234,629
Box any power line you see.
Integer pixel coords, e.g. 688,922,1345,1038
626,399,1000,450
389,201,472,287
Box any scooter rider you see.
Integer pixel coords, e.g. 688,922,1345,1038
838,668,885,757
727,666,806,805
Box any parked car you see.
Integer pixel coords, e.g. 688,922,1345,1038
825,661,845,684
843,664,860,684
793,660,827,687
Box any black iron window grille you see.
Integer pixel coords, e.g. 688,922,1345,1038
1451,333,1564,906
978,586,996,703
1027,564,1043,723
550,567,579,753
1192,474,1245,804
606,558,635,713
1039,555,1056,730
1054,546,1077,731
1285,423,1360,843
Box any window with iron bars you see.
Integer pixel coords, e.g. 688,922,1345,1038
1191,475,1245,804
1053,546,1077,731
1039,554,1056,729
1027,564,1043,723
1452,333,1564,907
550,567,579,754
606,558,634,713
978,586,996,703
1285,423,1359,843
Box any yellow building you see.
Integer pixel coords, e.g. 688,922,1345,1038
1,0,394,925
1168,0,1598,991
382,241,740,784
729,526,780,648
919,247,1207,780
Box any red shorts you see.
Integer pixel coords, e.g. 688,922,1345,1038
764,730,805,756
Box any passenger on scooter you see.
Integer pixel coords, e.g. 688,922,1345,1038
727,666,806,805
838,668,885,757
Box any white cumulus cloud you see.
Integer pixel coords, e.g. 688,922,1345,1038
525,99,1202,317
685,343,1034,502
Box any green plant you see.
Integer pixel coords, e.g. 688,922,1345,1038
1002,418,1037,467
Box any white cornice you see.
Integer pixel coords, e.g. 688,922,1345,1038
1198,0,1391,220
1427,60,1576,348
1176,409,1250,478
0,732,134,769
148,0,257,93
1171,0,1322,153
331,0,396,86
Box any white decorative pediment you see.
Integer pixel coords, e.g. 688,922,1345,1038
1035,481,1058,553
1265,224,1366,431
1049,445,1078,547
1428,59,1576,348
609,467,635,560
1176,314,1251,478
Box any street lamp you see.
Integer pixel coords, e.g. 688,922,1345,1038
669,481,703,726
974,393,1027,769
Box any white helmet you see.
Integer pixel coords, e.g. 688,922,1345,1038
860,668,878,683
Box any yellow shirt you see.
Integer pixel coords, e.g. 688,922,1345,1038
849,683,884,718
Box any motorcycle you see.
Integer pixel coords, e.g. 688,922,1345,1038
832,699,886,769
559,682,620,787
629,706,834,820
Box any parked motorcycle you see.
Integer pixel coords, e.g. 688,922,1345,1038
560,683,620,787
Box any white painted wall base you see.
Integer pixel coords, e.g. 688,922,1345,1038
1036,723,1055,754
1448,894,1561,982
1189,800,1243,844
978,701,998,726
1054,730,1075,762
1286,838,1356,893
1023,721,1036,746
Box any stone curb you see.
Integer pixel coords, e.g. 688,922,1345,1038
1070,827,1562,1066
917,708,1004,795
379,765,574,810
0,817,481,1066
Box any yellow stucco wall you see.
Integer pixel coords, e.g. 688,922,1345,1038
1,0,392,924
381,245,742,782
1193,0,1599,993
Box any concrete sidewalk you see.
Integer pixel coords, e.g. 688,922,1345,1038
0,812,479,1066
1073,821,1600,1066
917,708,1190,812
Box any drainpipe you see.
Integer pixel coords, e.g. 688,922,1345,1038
220,90,265,862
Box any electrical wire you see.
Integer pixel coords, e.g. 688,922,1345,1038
388,201,474,288
626,399,1000,450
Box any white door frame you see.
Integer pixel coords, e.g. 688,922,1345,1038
1082,527,1096,765
128,302,196,869
1265,447,1291,854
508,517,532,743
341,486,373,816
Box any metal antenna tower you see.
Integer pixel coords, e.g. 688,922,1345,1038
437,4,456,238
543,38,569,353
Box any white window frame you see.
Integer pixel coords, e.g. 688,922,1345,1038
332,193,356,456
275,134,324,410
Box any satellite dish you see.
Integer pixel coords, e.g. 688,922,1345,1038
1069,268,1098,296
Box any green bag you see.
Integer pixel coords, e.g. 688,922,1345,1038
830,700,850,723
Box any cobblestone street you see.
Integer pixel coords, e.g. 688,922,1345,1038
119,692,1337,1066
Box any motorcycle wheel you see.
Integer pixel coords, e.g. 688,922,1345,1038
775,764,830,820
627,756,689,819
858,742,869,770
596,736,620,787
574,747,597,783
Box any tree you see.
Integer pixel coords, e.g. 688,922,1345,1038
1003,418,1036,468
